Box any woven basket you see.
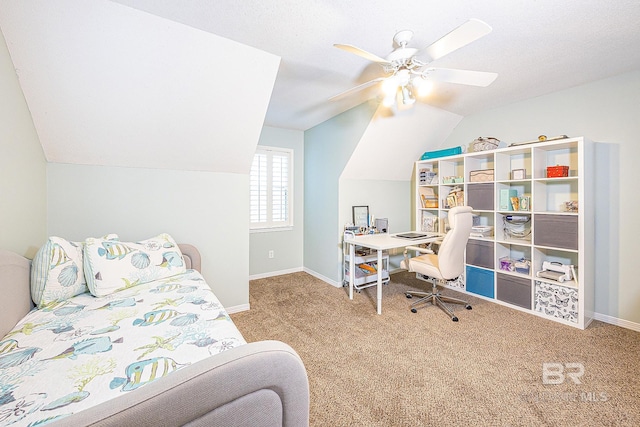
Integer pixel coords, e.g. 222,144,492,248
471,137,500,152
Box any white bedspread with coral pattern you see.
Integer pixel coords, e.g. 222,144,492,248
0,270,245,426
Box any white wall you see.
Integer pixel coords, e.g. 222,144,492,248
341,103,462,181
46,163,250,311
0,29,46,258
249,126,304,277
0,0,279,174
443,69,640,327
337,102,463,275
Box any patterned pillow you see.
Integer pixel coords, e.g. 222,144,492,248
84,233,186,297
30,235,118,308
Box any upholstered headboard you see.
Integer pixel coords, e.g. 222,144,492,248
0,244,201,338
0,250,32,338
178,243,201,272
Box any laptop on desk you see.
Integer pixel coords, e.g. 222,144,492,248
392,232,438,240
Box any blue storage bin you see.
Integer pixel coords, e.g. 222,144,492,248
420,146,463,160
466,266,494,298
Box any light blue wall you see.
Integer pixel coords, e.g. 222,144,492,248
0,30,46,258
46,163,250,311
249,126,304,277
303,101,378,283
444,70,640,326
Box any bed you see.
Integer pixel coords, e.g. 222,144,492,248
0,234,309,427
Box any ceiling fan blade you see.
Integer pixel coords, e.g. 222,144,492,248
329,77,387,101
422,19,492,61
422,68,498,87
334,44,390,65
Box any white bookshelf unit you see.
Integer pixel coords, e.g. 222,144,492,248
413,137,594,329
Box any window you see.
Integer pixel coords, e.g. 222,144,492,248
250,146,293,231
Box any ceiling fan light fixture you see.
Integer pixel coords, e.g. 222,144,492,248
381,77,398,97
396,69,411,86
401,86,415,105
412,76,433,97
382,94,396,107
330,20,497,110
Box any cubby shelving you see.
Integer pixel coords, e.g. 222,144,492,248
413,136,594,329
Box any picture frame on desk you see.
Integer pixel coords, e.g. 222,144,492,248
352,205,369,228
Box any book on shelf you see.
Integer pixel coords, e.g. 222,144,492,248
421,214,438,232
421,194,438,208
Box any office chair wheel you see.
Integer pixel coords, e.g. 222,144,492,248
406,293,412,299
452,316,459,322
465,304,472,310
411,308,418,313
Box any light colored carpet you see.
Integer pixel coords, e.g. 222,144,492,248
231,271,640,427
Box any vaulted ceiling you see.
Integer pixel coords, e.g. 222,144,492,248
0,0,280,173
1,0,639,174
113,0,640,130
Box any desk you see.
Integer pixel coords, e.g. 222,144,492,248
343,232,441,314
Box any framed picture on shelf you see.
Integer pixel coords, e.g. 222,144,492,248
511,169,526,180
352,205,369,228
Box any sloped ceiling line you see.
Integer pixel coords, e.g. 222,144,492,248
0,0,280,173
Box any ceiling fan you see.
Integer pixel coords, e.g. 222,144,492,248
330,19,498,108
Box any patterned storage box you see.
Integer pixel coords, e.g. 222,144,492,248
471,137,500,152
534,281,578,323
419,272,465,290
469,169,495,182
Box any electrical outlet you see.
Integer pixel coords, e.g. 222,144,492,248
268,250,274,259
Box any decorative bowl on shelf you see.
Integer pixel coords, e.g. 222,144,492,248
564,200,578,212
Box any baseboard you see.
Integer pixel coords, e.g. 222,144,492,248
593,312,640,332
302,267,342,288
249,267,303,281
226,303,250,314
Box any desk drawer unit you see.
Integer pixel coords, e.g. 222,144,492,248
466,239,494,269
467,183,494,211
465,266,494,298
496,273,532,309
533,214,578,250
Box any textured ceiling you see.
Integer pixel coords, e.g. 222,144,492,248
2,0,640,177
112,0,640,130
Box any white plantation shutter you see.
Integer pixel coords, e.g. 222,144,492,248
250,152,267,224
250,146,293,230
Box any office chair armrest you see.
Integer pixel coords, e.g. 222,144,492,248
404,245,435,254
402,244,436,270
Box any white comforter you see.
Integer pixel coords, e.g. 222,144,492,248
0,270,245,426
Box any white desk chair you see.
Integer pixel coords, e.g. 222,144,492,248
400,206,474,321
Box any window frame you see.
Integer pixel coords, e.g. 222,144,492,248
249,145,294,232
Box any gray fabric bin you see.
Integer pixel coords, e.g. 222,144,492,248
534,214,578,250
466,240,494,269
497,273,532,309
467,183,494,211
